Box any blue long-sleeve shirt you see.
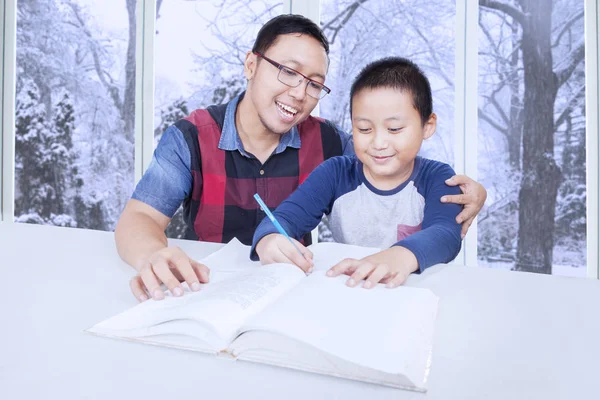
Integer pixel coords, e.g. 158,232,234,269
251,155,463,272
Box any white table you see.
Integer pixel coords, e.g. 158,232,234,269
1,222,599,400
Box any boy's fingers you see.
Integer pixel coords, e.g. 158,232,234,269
347,262,376,287
302,249,314,263
275,239,311,272
327,258,359,277
139,265,164,300
152,260,184,298
285,246,312,273
190,260,210,284
363,264,390,289
129,275,150,302
292,238,314,260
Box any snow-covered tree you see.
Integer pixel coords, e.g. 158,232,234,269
15,81,78,227
478,0,586,273
16,0,136,230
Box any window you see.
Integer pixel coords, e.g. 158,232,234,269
477,0,587,276
14,0,136,230
3,0,597,277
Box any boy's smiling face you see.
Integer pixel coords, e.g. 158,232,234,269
352,87,436,190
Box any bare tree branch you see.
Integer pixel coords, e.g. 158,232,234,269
409,20,453,87
486,81,511,126
552,9,584,47
68,3,122,111
479,107,508,134
250,3,282,24
479,0,527,27
479,16,503,55
554,84,585,128
479,18,522,69
193,0,272,66
321,0,371,45
477,193,517,224
555,38,585,86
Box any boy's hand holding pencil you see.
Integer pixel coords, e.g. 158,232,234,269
253,194,314,273
255,233,314,273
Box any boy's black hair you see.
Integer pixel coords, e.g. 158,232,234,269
252,14,329,55
350,57,432,125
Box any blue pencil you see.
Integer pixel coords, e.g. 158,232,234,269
253,193,306,259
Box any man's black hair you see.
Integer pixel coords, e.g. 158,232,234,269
252,14,329,55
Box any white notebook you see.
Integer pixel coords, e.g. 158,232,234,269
87,239,439,392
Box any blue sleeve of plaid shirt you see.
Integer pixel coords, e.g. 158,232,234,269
131,125,193,218
334,125,355,156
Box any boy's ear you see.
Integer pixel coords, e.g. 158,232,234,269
244,51,258,80
422,113,437,140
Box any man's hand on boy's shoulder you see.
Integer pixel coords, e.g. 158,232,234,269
129,246,210,302
441,175,487,238
255,234,314,273
326,246,418,289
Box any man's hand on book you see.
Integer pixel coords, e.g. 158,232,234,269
255,234,314,273
129,246,210,302
326,246,418,289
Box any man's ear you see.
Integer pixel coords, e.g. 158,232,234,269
244,51,258,80
423,113,437,140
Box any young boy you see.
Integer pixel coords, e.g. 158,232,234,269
251,57,463,289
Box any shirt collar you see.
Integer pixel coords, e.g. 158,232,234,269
218,92,302,156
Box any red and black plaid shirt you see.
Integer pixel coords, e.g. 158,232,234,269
177,99,345,245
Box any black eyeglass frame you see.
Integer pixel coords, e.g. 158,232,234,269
253,51,331,99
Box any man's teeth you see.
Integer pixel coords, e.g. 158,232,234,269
276,101,298,116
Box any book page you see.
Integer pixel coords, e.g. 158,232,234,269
88,239,306,350
231,330,420,390
308,242,382,271
238,258,438,387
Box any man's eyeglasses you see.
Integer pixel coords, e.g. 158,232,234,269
253,52,331,100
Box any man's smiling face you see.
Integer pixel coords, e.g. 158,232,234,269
245,33,329,135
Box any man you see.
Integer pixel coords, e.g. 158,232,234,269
115,14,486,302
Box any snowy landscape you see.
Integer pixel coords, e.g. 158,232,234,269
14,0,587,277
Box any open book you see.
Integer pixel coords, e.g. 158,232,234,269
87,239,439,392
